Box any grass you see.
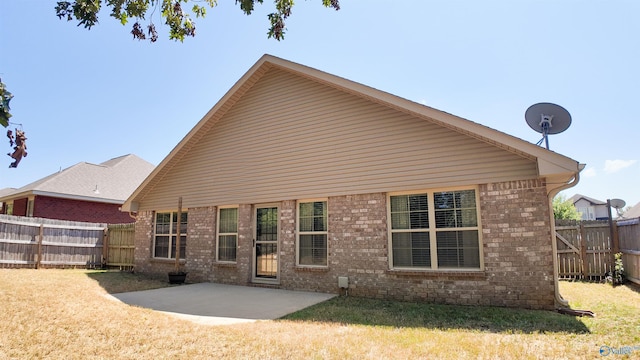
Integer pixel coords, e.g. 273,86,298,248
282,296,590,334
1,269,639,359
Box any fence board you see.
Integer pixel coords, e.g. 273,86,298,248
0,215,136,269
556,219,612,281
0,215,106,269
557,217,640,284
106,223,135,269
618,217,640,285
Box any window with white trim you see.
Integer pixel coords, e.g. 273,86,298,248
389,189,481,270
154,211,187,259
577,206,594,220
217,207,238,262
297,200,328,266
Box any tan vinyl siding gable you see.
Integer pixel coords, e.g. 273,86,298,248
137,67,537,210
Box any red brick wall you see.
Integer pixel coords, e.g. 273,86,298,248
12,198,28,216
133,179,556,310
33,196,134,224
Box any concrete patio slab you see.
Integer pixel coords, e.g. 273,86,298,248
109,283,336,326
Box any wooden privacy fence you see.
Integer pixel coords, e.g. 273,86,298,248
106,223,135,269
0,215,135,269
556,219,613,281
618,217,640,285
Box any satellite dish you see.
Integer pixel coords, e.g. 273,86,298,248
609,198,626,210
525,102,572,149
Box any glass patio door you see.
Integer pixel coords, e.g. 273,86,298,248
253,206,278,282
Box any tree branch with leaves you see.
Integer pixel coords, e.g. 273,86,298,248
55,0,340,42
0,79,12,128
0,80,28,168
553,195,582,220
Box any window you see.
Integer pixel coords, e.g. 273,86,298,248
389,189,481,270
154,211,187,259
217,207,238,262
27,199,34,217
390,194,430,267
298,200,328,266
577,206,595,220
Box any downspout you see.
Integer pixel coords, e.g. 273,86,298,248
547,164,585,308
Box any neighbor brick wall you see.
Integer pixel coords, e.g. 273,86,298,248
12,198,28,216
34,196,134,223
133,179,556,310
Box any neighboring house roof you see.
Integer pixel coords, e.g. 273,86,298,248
622,202,640,219
123,54,582,212
569,194,607,206
0,154,155,204
0,188,17,198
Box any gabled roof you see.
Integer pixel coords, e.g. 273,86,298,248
0,154,154,204
569,194,607,206
622,202,640,219
123,54,581,211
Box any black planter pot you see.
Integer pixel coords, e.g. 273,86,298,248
168,271,187,284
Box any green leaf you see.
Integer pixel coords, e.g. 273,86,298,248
57,0,338,43
192,4,206,18
0,80,12,128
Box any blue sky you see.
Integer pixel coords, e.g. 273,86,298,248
1,1,639,209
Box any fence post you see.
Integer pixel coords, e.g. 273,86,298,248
612,221,620,256
608,199,619,263
580,222,587,279
102,228,109,268
36,224,44,269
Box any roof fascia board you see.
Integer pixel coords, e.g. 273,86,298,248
0,190,32,201
1,190,123,204
31,191,123,204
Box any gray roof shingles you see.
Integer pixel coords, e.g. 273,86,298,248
0,154,154,203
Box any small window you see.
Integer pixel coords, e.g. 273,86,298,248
217,207,238,262
298,200,328,266
389,189,481,270
154,211,187,259
27,199,34,217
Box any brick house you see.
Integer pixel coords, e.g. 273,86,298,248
0,154,154,224
122,55,583,310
